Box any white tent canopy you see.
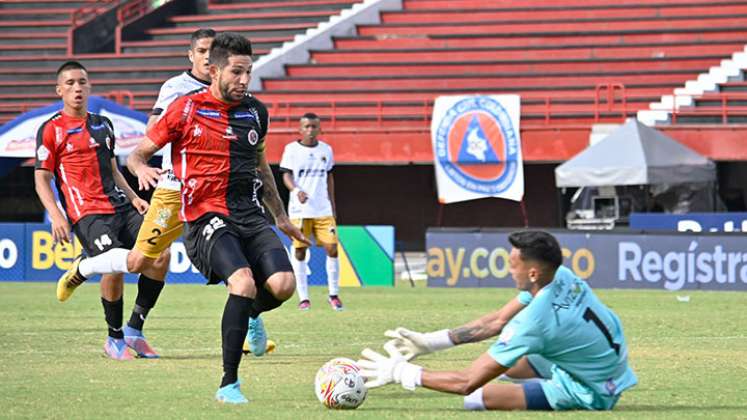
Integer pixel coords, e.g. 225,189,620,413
554,119,716,188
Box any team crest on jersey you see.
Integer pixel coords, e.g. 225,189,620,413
192,124,202,138
36,145,50,161
248,129,259,145
434,96,519,195
154,207,172,229
66,143,74,152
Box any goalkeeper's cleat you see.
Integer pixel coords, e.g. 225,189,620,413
328,295,344,311
56,255,86,302
298,300,310,311
246,316,267,357
215,381,248,404
123,326,160,358
242,339,276,355
104,337,134,361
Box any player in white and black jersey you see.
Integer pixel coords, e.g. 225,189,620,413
279,112,343,311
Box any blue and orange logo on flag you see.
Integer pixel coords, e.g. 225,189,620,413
433,96,521,198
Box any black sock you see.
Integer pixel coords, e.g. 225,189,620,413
250,286,284,318
101,297,124,339
220,294,253,388
128,274,165,331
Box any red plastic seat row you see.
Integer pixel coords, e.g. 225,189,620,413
286,57,722,77
382,4,747,24
309,43,743,63
358,16,747,36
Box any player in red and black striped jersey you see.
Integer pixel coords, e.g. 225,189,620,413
128,32,309,403
34,61,169,360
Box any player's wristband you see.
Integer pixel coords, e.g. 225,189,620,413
425,329,455,351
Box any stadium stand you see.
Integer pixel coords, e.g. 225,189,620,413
262,0,747,131
0,0,357,123
1,0,746,160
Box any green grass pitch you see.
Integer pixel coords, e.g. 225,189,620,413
0,282,745,419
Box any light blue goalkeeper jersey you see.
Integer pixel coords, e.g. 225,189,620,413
489,266,637,400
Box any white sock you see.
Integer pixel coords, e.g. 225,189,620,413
464,387,485,411
79,248,131,278
326,256,339,296
292,257,309,302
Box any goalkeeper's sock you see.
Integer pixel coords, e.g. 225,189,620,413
102,297,124,339
464,387,486,410
221,294,252,388
292,256,309,302
127,274,164,331
80,248,131,277
326,256,339,296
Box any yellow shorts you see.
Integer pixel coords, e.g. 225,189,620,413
134,187,183,258
291,216,338,249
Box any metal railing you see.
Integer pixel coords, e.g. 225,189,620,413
67,0,119,55
670,92,747,124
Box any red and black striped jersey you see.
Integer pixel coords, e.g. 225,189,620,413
35,112,129,224
148,89,270,223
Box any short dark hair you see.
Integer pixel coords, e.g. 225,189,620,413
209,32,252,68
301,112,320,121
56,61,87,77
508,230,562,271
190,28,216,48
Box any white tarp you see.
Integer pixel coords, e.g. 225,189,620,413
0,96,148,158
431,95,524,203
555,119,715,188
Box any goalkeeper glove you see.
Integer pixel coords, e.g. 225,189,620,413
383,327,455,361
357,342,423,390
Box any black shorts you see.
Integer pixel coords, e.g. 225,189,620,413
184,213,291,285
73,206,143,257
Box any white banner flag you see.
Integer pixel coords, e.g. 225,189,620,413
431,95,524,204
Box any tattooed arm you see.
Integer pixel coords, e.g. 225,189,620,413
384,296,528,361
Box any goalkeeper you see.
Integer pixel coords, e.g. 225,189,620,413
358,230,637,411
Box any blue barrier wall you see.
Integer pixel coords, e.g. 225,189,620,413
426,228,747,291
0,223,393,287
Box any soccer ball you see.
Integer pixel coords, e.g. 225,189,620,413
314,357,368,409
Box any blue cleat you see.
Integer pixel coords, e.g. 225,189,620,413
104,337,134,361
123,326,160,359
246,316,267,357
215,381,248,404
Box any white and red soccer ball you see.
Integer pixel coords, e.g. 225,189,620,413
314,357,368,409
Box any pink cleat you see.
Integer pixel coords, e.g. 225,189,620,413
123,326,159,358
328,296,344,311
298,300,311,311
104,337,134,361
